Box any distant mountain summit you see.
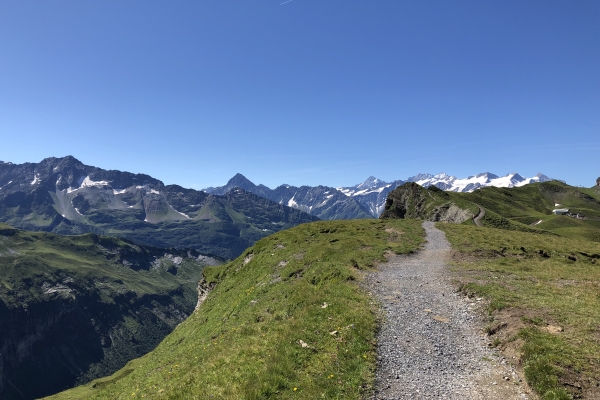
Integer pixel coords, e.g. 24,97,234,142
205,173,272,199
338,177,405,217
0,156,318,259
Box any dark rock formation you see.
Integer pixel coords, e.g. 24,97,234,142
379,183,472,223
596,177,600,187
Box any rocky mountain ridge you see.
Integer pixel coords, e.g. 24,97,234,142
205,173,373,220
0,156,319,260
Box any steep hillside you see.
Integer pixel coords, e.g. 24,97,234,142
48,219,424,400
0,157,318,260
0,223,219,400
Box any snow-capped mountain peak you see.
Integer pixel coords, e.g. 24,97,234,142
405,171,552,193
356,176,387,190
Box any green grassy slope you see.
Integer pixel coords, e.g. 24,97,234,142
460,182,600,240
382,181,600,242
48,219,424,400
438,223,600,399
0,223,215,400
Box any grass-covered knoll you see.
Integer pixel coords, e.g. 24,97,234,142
0,223,216,400
438,223,600,399
49,219,424,400
462,181,600,241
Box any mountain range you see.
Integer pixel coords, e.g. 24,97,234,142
205,172,554,219
204,173,373,220
0,156,556,254
0,157,318,260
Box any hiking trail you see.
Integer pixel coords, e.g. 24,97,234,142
365,221,534,399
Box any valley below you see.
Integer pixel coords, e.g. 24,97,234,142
0,225,219,399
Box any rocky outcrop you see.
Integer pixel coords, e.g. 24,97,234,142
596,177,600,187
379,183,473,223
436,203,473,223
195,278,216,311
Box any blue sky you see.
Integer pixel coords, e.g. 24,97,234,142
1,1,598,189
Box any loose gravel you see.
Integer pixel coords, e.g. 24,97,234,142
364,222,534,399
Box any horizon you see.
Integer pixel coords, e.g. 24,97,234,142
0,154,582,190
1,2,598,189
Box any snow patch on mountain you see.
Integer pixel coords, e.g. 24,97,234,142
176,210,190,219
0,181,12,191
288,197,298,208
337,176,398,197
81,176,110,188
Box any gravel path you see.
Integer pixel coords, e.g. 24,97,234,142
473,205,486,227
364,222,533,399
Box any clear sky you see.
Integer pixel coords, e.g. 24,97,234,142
1,1,598,189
